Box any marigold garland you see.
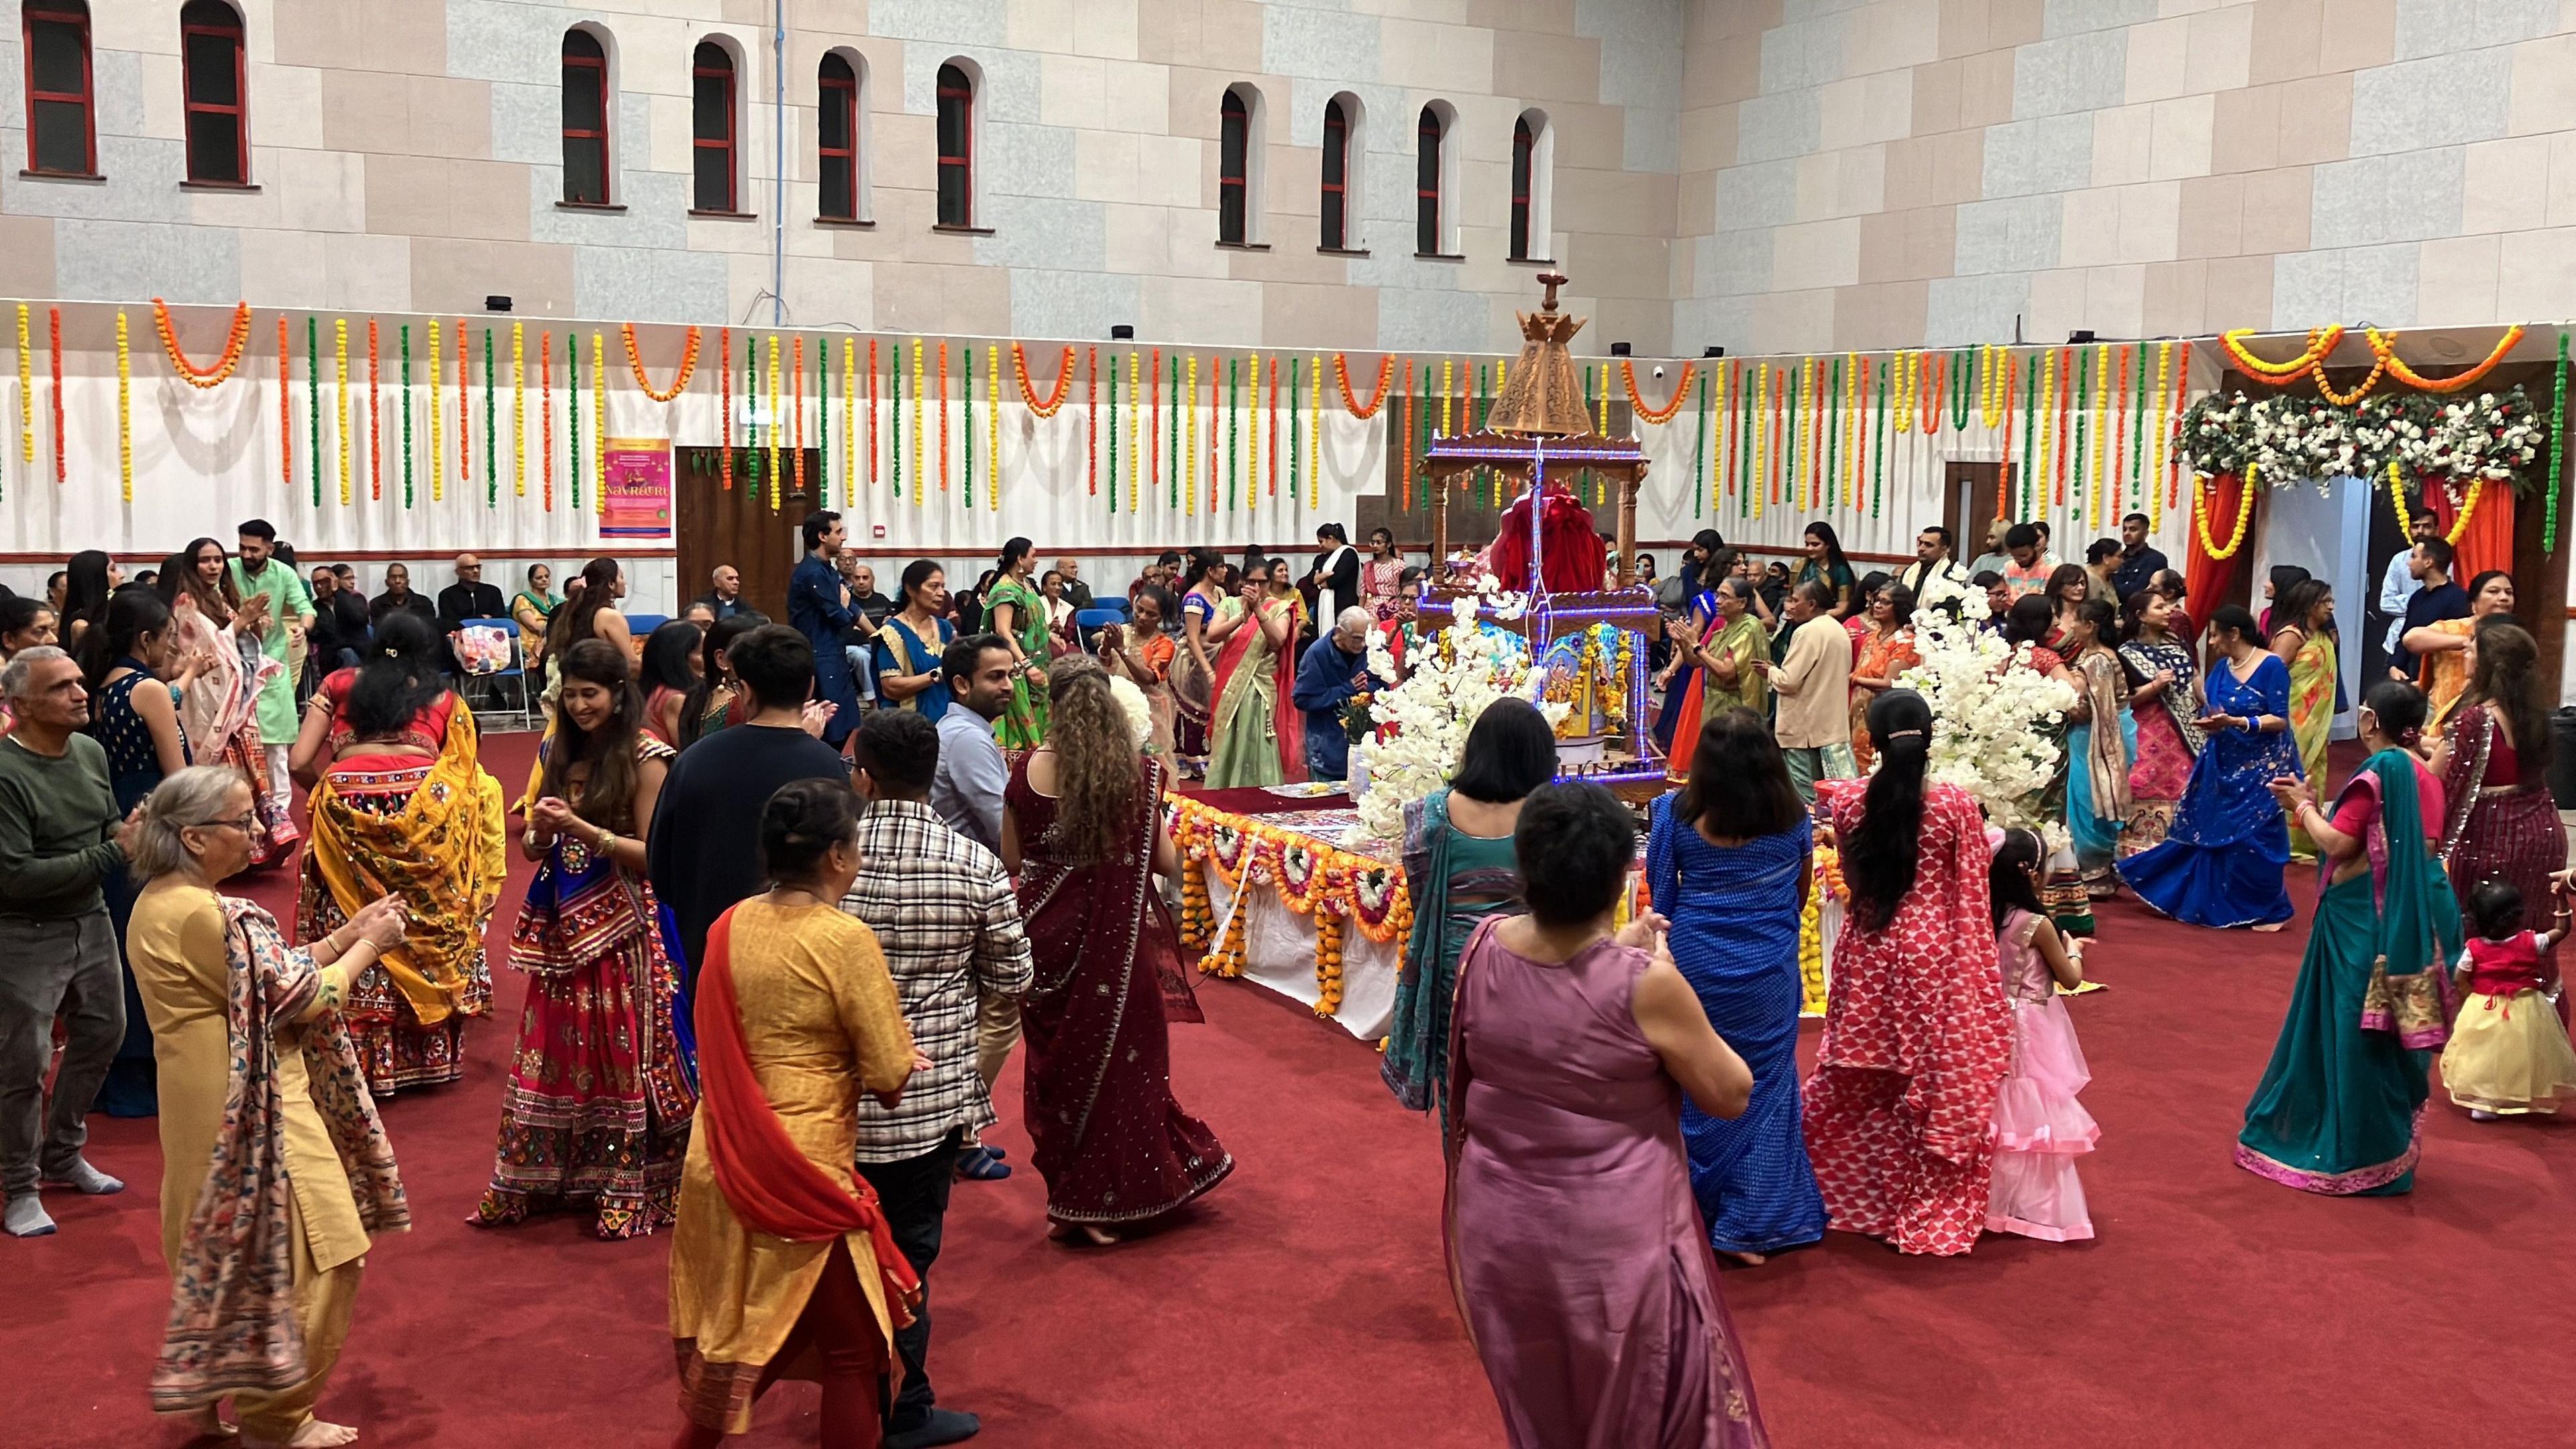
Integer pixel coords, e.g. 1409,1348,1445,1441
963,342,975,510
2112,343,2131,508
483,324,497,508
1265,353,1277,497
17,303,32,468
425,319,440,502
621,323,700,402
1087,344,1100,497
2311,337,2387,406
2222,325,2344,382
277,313,294,491
1619,358,1695,425
309,317,323,507
1980,343,2007,427
2052,346,2071,506
770,335,786,508
1184,353,1199,515
910,338,924,504
1098,350,1110,514
2548,331,2568,551
332,317,350,506
987,342,1002,512
51,306,66,486
566,329,582,511
367,319,382,502
1399,358,1415,511
864,336,877,496
1226,354,1238,510
2366,324,2522,393
1128,350,1141,513
1252,352,1266,500
151,299,252,388
115,311,131,503
1892,350,1913,434
592,331,608,513
1919,350,1945,435
843,338,859,506
1012,341,1074,417
2167,345,2190,511
793,335,806,499
539,328,553,512
1307,353,1324,510
1336,352,1395,417
455,320,468,490
934,338,947,494
400,324,413,509
2196,466,2254,559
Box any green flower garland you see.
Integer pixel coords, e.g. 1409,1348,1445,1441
307,316,321,508
398,325,413,508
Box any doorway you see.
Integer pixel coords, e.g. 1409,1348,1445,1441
674,447,820,620
1941,461,2001,560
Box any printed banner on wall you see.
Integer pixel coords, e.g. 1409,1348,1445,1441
601,438,673,538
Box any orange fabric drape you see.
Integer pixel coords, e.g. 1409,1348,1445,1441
2426,482,2515,584
2182,471,2254,643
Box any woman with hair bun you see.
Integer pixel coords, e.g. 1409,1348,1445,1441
1801,689,2013,1256
2240,681,2463,1194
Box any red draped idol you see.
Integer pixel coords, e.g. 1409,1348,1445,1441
1488,480,1602,594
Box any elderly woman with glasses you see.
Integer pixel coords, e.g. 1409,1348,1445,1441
123,765,411,1448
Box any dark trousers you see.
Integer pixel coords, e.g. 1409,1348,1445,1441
856,1129,963,1434
0,910,123,1196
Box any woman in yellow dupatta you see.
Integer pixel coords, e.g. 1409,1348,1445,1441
292,614,506,1097
2271,580,2339,860
1205,558,1307,789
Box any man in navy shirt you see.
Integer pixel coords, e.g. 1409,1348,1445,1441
2106,513,2167,604
2390,535,2468,681
788,510,861,749
1291,607,1383,782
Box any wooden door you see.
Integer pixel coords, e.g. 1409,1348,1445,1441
1942,461,2000,555
674,447,820,620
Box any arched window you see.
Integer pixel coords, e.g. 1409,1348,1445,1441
1415,104,1447,256
936,62,975,227
22,1,95,178
691,40,738,213
1219,89,1250,244
1320,93,1362,252
818,52,864,221
1510,110,1552,262
560,28,611,205
180,1,246,184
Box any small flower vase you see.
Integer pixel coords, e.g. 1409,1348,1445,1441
1348,749,1371,804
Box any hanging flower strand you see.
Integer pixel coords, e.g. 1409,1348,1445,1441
368,319,382,502
769,335,785,508
793,335,807,500
540,328,554,512
400,323,413,510
566,329,581,511
987,342,1001,512
592,331,608,514
718,327,733,490
1014,341,1074,416
115,310,131,503
152,299,253,387
278,313,294,491
511,321,526,498
51,306,66,486
1336,352,1395,417
17,303,33,469
621,323,701,400
425,319,441,502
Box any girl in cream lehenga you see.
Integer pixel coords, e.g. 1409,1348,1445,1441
291,612,508,1097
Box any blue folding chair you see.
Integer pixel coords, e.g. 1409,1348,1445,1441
455,618,537,731
1073,606,1127,654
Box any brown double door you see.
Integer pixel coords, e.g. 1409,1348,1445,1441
674,447,820,619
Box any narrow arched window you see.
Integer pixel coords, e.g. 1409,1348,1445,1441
1509,117,1535,261
818,53,860,221
1415,105,1446,256
561,29,610,205
1219,89,1250,245
23,0,95,178
180,1,247,184
1320,97,1350,250
936,62,974,227
692,41,737,213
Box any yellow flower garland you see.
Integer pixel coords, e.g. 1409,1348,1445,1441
2195,464,2254,559
841,337,858,506
115,310,131,502
334,317,350,506
427,319,443,503
2222,325,2343,382
1980,343,2006,428
767,335,784,510
590,331,606,513
2090,342,2109,531
511,321,526,497
2149,341,2171,531
1185,353,1199,515
1751,362,1767,520
987,342,1001,511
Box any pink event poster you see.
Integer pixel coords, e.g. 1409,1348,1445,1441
600,439,673,538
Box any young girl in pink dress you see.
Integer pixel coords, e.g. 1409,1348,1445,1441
1985,828,2099,1242
2442,879,2576,1120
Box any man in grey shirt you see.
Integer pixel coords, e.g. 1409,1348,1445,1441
930,635,1016,854
930,634,1022,1111
0,647,131,1237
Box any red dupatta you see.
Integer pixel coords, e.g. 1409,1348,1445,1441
694,906,920,1323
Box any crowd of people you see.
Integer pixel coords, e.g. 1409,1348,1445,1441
1,499,2571,1449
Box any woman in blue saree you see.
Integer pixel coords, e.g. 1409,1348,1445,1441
1647,707,1826,1263
2237,682,2460,1194
2118,605,2304,929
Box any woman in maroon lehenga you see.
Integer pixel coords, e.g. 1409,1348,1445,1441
1003,657,1232,1245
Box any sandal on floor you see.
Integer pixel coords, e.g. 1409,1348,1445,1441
955,1146,1012,1181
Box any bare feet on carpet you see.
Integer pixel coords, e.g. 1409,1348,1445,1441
1049,1221,1121,1246
160,1405,236,1438
243,1417,358,1449
1717,1249,1768,1268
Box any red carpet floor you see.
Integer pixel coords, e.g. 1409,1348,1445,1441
11,731,2575,1447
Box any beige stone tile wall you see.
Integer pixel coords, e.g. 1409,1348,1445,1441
1674,0,2576,354
0,0,1687,356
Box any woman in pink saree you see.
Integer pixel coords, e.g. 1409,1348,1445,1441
160,540,299,865
1203,557,1307,789
1446,782,1768,1448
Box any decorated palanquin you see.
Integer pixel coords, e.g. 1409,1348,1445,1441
1538,623,1638,741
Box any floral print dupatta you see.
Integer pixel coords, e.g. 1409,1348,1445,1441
152,900,407,1413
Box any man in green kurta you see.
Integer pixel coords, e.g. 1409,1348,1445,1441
225,519,313,799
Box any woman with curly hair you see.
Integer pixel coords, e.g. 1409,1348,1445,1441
1003,656,1230,1244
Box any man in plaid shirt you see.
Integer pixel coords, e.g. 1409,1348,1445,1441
841,709,1032,1449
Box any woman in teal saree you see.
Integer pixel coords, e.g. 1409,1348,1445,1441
2237,682,2461,1196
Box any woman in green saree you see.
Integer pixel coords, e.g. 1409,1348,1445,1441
2239,681,2461,1196
2271,579,2339,861
981,536,1052,749
1204,558,1307,788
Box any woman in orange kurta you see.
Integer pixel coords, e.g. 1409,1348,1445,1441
669,780,921,1448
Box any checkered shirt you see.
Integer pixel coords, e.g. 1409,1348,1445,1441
840,798,1034,1161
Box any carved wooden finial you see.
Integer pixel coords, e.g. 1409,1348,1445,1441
1536,272,1568,311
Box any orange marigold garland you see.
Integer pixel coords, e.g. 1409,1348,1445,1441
1620,359,1695,425
275,313,292,489
2366,324,2522,394
718,327,733,490
936,339,950,492
621,322,700,402
50,306,65,485
792,335,807,497
2221,325,2343,384
1336,352,1395,418
1012,341,1074,417
152,299,252,388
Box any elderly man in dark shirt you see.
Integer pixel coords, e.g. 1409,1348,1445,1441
435,552,507,634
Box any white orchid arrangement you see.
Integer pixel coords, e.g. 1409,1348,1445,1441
1348,594,1566,842
1894,590,2076,837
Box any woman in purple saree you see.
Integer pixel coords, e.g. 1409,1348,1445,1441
1445,782,1770,1448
